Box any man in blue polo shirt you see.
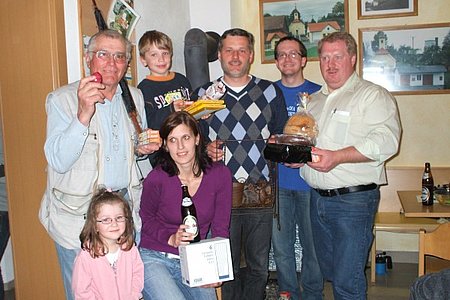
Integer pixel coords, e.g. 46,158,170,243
272,36,323,300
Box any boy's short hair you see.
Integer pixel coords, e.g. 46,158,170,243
138,30,173,57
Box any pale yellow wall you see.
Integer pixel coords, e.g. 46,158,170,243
231,0,450,167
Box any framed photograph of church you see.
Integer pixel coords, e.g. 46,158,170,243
358,0,418,20
259,0,348,63
359,23,450,95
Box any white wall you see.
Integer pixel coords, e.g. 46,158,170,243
134,0,191,83
63,0,231,84
64,0,82,84
135,0,231,82
188,0,231,80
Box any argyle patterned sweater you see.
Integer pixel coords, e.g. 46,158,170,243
193,76,288,184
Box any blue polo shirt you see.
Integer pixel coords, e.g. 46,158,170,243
275,79,321,191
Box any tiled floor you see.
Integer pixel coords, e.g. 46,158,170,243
266,263,417,299
4,263,417,299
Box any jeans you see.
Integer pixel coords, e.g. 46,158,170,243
410,268,450,300
55,243,80,300
139,248,216,300
272,188,323,300
222,209,273,300
310,188,379,300
0,211,9,300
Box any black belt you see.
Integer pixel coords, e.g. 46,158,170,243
314,183,377,197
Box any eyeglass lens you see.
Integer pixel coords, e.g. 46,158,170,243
97,216,126,224
93,50,127,63
278,51,302,59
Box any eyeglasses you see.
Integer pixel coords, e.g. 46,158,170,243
90,50,129,63
96,215,127,225
277,51,302,60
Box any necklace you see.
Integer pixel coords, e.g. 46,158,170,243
106,249,120,274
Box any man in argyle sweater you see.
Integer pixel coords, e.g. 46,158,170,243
192,28,288,300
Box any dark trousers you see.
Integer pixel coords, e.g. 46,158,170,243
410,268,450,300
222,209,273,300
0,211,10,300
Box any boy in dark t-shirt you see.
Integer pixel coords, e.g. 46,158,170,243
137,30,193,166
138,30,192,130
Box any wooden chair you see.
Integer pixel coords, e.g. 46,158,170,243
418,222,450,276
216,286,222,300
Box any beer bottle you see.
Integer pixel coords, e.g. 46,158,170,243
421,162,434,206
181,185,200,243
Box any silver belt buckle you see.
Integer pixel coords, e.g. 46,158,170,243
166,253,180,259
161,251,180,259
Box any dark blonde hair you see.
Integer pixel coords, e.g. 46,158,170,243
79,188,134,258
318,31,357,57
138,30,173,57
218,28,254,53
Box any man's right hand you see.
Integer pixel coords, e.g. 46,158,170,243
77,75,106,126
207,140,224,162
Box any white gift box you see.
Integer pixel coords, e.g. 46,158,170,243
179,237,234,287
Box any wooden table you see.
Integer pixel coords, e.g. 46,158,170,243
398,190,450,218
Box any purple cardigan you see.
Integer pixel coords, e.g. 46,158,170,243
139,162,232,255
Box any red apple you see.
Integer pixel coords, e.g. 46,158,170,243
92,72,102,83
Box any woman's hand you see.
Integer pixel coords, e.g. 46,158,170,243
168,224,195,247
200,282,222,288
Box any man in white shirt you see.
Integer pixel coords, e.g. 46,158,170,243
301,32,401,300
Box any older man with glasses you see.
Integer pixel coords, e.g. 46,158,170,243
39,29,159,300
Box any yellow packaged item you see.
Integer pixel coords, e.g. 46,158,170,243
184,100,226,119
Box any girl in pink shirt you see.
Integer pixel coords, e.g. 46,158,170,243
72,188,144,300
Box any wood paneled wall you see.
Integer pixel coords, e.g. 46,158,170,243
0,0,67,298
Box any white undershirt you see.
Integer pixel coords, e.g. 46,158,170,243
106,248,120,267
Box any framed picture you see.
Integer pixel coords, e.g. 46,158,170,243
78,0,137,85
358,0,418,20
259,0,348,63
359,23,450,95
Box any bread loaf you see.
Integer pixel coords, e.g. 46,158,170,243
283,114,316,138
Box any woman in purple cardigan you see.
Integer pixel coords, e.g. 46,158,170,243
139,111,232,300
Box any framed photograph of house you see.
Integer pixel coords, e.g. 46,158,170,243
359,23,450,95
259,0,348,63
358,0,418,20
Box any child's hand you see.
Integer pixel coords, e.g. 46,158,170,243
173,99,193,112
